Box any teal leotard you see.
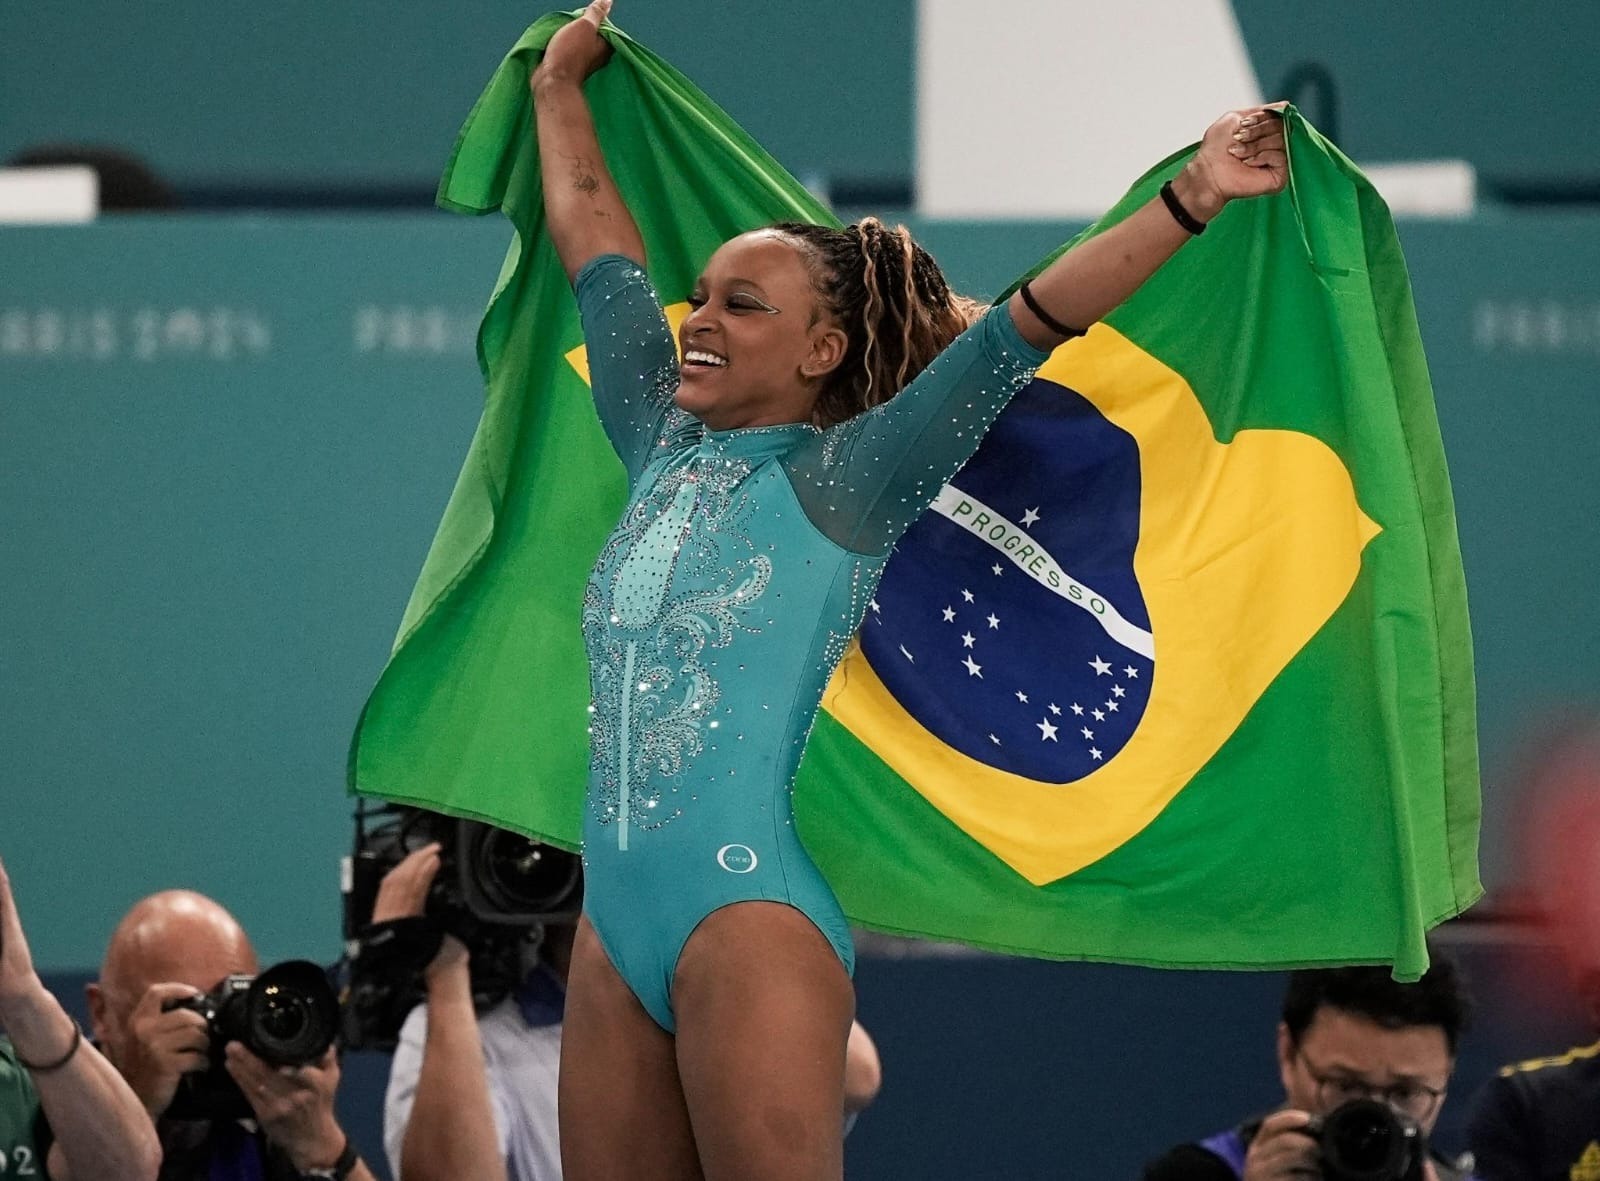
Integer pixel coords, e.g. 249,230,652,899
575,254,1046,1031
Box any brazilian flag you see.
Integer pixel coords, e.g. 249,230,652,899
350,13,1481,979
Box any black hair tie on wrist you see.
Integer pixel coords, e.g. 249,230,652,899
1160,179,1208,235
1019,281,1084,339
15,1017,82,1074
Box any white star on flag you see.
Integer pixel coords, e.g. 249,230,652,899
986,614,1000,629
1038,718,1059,741
870,599,880,613
1081,727,1094,739
1048,703,1061,716
961,632,975,648
961,588,974,603
1015,690,1029,703
989,733,1001,745
1090,656,1112,676
900,645,915,662
1071,703,1084,716
1124,666,1139,678
1090,747,1103,761
991,563,1003,576
962,655,983,678
1092,709,1105,721
941,606,956,622
1021,507,1041,526
1106,700,1119,712
1112,684,1126,698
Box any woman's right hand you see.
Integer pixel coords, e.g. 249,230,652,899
532,0,615,89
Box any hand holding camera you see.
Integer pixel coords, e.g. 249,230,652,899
122,982,213,1116
222,1042,348,1174
338,805,582,1051
1243,1110,1321,1181
1245,1102,1440,1181
152,960,339,1121
369,842,468,983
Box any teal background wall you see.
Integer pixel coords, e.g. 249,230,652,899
1229,4,1600,190
0,3,914,193
4,210,1599,972
5,3,1596,197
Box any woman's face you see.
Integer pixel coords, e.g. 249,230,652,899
674,230,847,431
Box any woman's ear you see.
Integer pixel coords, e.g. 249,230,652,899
801,325,848,380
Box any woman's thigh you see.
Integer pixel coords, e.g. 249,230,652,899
560,915,704,1181
672,901,855,1181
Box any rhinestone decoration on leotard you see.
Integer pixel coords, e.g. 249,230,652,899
583,451,770,848
578,258,1047,862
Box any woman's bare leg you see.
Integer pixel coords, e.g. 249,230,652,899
672,902,854,1181
560,916,704,1181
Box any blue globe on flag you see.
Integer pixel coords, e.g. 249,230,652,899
860,376,1153,782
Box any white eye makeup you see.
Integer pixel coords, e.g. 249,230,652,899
687,287,780,314
728,292,780,314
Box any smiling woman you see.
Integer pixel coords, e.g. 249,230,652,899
526,2,1291,1179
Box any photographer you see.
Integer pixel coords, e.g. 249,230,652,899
1141,959,1476,1181
86,890,375,1181
0,854,160,1180
375,843,882,1181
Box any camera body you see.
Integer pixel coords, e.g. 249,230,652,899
1312,1099,1428,1181
338,803,584,1051
162,960,340,1120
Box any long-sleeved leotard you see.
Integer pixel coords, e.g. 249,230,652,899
575,254,1046,1031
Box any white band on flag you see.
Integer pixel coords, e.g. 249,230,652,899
929,484,1156,660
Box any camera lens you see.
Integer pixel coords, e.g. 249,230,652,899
1320,1099,1416,1181
257,986,310,1041
242,960,339,1066
472,828,581,914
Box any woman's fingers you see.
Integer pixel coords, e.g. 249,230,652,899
1242,149,1286,170
1231,135,1284,158
1234,118,1283,145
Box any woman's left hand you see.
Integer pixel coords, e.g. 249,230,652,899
1177,103,1290,221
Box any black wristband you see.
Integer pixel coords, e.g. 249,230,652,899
1018,281,1084,339
299,1138,360,1181
14,1017,82,1073
1159,179,1208,235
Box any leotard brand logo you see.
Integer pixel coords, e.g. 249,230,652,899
716,844,758,873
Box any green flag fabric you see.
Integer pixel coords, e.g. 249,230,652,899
349,13,835,843
350,14,1481,979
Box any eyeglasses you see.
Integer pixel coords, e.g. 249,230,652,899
1295,1048,1447,1123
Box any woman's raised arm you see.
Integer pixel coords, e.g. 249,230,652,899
530,0,647,283
1009,103,1289,351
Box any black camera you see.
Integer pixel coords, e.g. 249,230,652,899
162,960,340,1120
1313,1099,1428,1181
338,802,583,1050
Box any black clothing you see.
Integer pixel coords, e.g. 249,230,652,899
1467,1040,1600,1181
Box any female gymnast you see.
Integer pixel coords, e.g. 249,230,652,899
535,3,1288,1177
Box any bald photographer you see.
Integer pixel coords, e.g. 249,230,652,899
87,889,375,1181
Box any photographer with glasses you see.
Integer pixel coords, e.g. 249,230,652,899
1142,958,1477,1181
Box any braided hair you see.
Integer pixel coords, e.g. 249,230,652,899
768,218,985,429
